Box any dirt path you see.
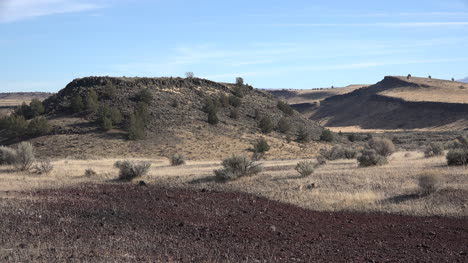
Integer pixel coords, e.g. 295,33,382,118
1,184,467,262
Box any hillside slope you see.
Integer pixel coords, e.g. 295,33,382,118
23,77,324,159
311,76,468,130
268,85,367,118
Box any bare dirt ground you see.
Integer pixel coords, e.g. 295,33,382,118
1,184,467,262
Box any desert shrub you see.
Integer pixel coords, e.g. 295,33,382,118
277,101,294,116
29,99,45,117
34,159,53,175
214,155,262,181
103,84,116,99
295,160,316,177
258,116,274,134
109,108,122,125
3,115,28,137
136,102,151,123
296,125,311,143
14,142,35,171
171,153,185,166
320,129,334,142
236,77,244,86
207,109,219,125
424,143,444,158
357,149,387,167
85,89,99,113
70,94,84,113
229,108,239,119
316,155,327,165
27,116,51,137
320,145,357,160
203,97,218,113
0,146,17,165
254,109,261,120
418,172,443,195
347,133,366,142
114,160,151,181
218,94,229,107
252,138,270,160
276,117,291,133
404,152,412,158
368,138,395,157
84,168,97,177
446,149,468,166
14,102,32,119
101,116,113,131
127,113,145,140
134,89,153,104
232,85,245,98
228,95,241,107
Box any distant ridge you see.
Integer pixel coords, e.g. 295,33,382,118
458,77,468,83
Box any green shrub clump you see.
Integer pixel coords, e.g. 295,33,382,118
368,138,395,157
214,155,262,181
0,146,17,165
446,149,468,166
171,153,186,166
357,149,387,167
418,172,443,195
258,116,274,134
296,125,311,143
14,142,35,171
276,117,291,133
320,129,334,142
114,160,151,181
295,160,316,177
27,116,51,136
320,145,357,160
277,101,294,116
424,143,444,158
252,138,270,160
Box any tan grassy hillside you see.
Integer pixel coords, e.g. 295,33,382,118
0,92,52,117
2,77,324,160
310,76,468,131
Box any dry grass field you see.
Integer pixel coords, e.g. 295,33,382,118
2,151,466,217
379,76,468,104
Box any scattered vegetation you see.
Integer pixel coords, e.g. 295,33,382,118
127,112,146,140
446,149,468,166
252,138,270,160
207,109,219,125
14,142,35,171
320,129,334,142
357,149,387,167
320,145,358,160
70,94,84,113
295,160,316,177
14,99,45,119
277,101,294,116
214,155,262,181
84,168,97,177
85,89,99,113
229,108,239,119
0,146,17,165
316,155,327,165
368,138,395,157
258,116,274,134
446,136,468,166
171,153,186,166
296,125,311,143
228,94,241,107
134,88,153,104
424,143,444,158
276,117,291,134
27,116,51,136
34,159,53,175
114,160,151,181
418,172,443,195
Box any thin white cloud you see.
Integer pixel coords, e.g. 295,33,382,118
0,0,102,23
265,22,468,27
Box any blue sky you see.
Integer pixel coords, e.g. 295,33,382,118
1,0,468,92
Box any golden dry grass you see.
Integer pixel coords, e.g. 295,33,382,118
277,85,367,104
1,151,467,217
379,76,468,104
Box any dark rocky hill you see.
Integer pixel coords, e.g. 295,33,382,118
31,76,324,159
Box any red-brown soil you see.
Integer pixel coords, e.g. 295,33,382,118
1,184,467,262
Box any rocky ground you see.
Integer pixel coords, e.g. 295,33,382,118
1,184,467,262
